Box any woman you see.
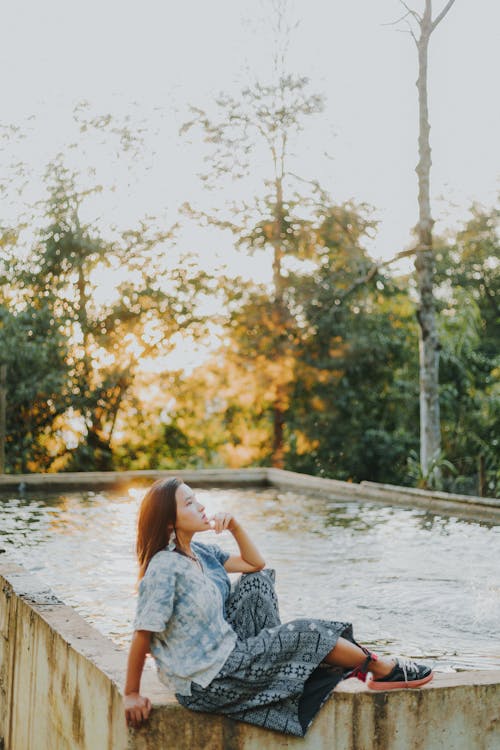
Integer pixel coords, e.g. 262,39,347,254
124,478,433,736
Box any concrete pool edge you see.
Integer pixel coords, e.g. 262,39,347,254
268,469,500,523
1,558,499,750
0,467,269,492
1,467,498,523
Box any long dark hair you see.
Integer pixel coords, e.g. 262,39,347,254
136,477,182,581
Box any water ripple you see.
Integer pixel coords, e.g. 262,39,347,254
0,486,498,670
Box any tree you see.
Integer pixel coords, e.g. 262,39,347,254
180,69,331,466
10,157,209,470
0,301,70,472
435,201,500,496
394,0,457,484
281,200,419,483
165,196,390,474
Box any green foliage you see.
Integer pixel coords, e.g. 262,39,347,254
433,202,500,496
0,302,70,472
2,120,498,497
3,155,210,472
116,421,200,470
285,273,420,484
406,449,458,489
114,369,226,470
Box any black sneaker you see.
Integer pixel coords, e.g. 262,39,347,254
367,657,433,690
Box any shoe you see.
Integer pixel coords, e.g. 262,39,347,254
366,657,433,690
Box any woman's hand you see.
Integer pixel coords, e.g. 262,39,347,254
124,692,152,729
210,511,240,534
215,514,266,573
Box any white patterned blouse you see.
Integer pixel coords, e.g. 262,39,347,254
133,544,237,696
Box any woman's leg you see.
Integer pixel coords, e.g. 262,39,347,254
226,569,281,639
227,575,430,686
324,637,396,679
228,577,392,678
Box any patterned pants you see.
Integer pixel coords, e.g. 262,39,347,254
176,569,355,737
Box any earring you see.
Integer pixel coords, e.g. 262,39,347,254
168,529,176,550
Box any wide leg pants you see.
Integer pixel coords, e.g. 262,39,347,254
176,570,356,737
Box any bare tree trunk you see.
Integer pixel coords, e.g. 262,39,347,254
415,2,441,481
75,214,92,384
271,175,286,468
106,376,131,446
272,176,285,304
272,387,286,469
405,0,456,483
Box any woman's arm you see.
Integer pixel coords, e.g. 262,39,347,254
211,512,265,573
124,629,152,729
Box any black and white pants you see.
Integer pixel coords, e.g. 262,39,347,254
177,569,356,737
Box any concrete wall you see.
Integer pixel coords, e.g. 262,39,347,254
267,469,500,523
1,469,499,749
1,558,499,750
0,559,132,750
0,468,269,493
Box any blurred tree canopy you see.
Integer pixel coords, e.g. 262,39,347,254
1,155,498,495
117,199,499,497
180,73,327,468
435,203,499,495
1,157,210,471
0,301,70,472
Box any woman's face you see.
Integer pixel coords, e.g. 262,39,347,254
174,483,210,534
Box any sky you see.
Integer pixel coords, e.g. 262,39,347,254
1,0,499,366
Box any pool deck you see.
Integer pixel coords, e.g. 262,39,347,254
0,468,499,749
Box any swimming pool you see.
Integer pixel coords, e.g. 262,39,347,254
0,485,498,672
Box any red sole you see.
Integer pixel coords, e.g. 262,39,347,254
366,671,434,691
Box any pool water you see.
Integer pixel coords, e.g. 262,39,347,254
0,486,499,672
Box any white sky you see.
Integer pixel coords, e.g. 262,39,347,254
1,0,499,372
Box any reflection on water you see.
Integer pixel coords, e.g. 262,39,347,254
0,486,499,672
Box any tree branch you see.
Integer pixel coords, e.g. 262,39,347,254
431,0,457,32
399,1,422,23
380,246,417,267
381,10,412,27
327,243,422,314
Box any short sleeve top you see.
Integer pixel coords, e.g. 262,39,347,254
133,543,236,696
191,541,231,612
